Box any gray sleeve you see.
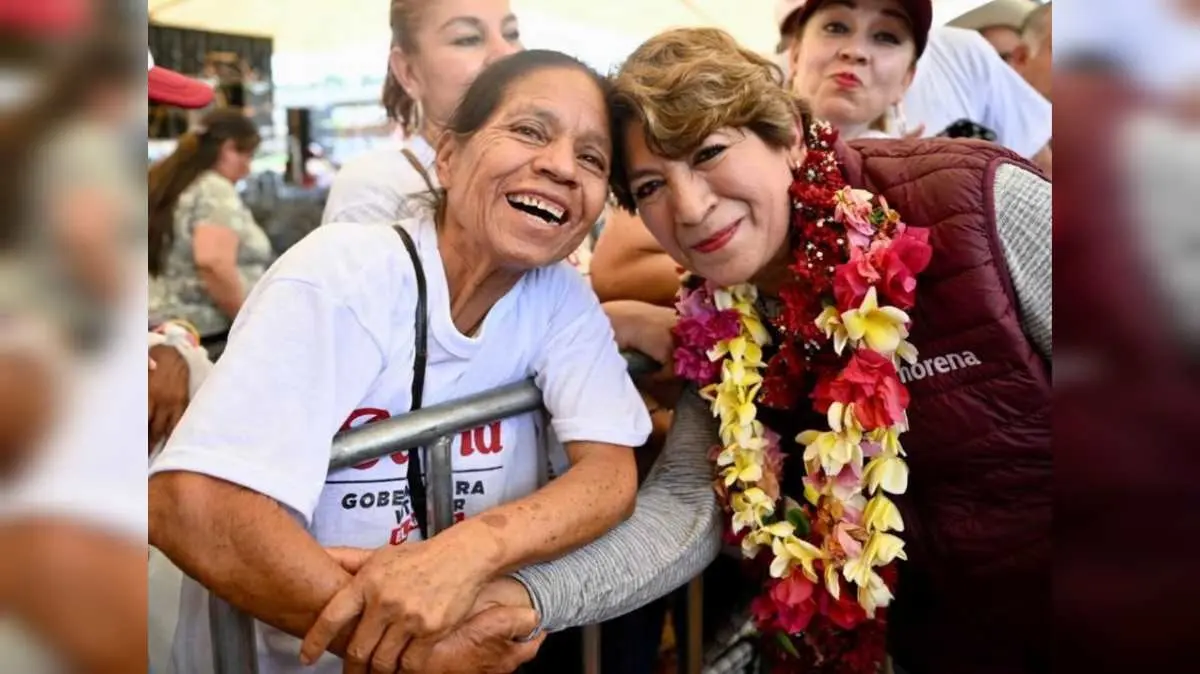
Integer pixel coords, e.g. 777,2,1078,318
512,389,723,631
994,162,1052,358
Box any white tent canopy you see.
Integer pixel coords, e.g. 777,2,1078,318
148,0,781,57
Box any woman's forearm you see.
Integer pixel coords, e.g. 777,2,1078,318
511,390,723,630
440,443,639,577
592,250,680,306
148,471,355,654
197,264,246,320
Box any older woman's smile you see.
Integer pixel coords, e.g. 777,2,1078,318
506,191,568,225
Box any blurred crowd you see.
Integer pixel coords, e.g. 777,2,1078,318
0,0,1197,672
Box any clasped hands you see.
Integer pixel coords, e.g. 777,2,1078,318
299,540,543,674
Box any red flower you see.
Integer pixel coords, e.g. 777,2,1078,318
819,581,869,630
833,227,931,312
751,592,779,631
812,350,909,431
771,573,818,634
875,229,932,310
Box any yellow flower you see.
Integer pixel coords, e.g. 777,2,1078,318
865,532,908,566
827,401,862,435
824,561,843,600
862,493,905,533
869,425,907,456
841,287,910,355
730,487,774,533
741,527,774,558
842,531,906,587
857,569,894,617
711,379,760,435
741,313,772,346
894,339,919,366
803,481,821,506
770,533,824,581
723,448,764,486
714,285,757,311
709,335,765,367
797,425,863,478
815,305,851,355
842,551,873,587
863,454,909,494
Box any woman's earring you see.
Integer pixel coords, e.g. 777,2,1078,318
407,98,424,137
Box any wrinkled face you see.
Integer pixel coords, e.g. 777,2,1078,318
791,0,917,132
436,67,612,269
392,0,523,131
624,123,800,287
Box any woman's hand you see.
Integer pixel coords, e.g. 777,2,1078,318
399,578,542,674
604,300,684,409
148,344,190,452
603,300,677,366
300,536,492,674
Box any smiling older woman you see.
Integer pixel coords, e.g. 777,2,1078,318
147,50,649,674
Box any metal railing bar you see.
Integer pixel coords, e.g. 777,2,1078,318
329,351,660,470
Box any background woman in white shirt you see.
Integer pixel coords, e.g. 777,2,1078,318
321,0,521,226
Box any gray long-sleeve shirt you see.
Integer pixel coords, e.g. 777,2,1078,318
513,164,1052,631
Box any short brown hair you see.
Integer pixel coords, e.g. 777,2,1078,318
609,27,809,212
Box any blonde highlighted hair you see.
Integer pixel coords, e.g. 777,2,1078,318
609,27,811,212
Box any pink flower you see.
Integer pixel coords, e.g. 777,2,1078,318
676,284,717,320
674,316,713,349
674,346,721,384
804,462,862,502
833,188,878,249
833,245,880,311
812,350,909,431
763,427,786,476
834,521,863,559
709,309,744,343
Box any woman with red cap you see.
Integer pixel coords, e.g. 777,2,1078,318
779,0,933,140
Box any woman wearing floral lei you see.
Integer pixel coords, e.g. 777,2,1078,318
502,10,1050,674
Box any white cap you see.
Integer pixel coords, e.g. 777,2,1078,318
946,0,1039,32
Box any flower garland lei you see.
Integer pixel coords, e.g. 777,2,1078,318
672,121,932,672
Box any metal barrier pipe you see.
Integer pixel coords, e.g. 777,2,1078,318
208,351,662,671
329,351,659,471
582,623,602,674
209,591,259,674
427,435,456,534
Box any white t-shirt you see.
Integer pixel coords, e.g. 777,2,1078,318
321,136,437,227
904,26,1052,158
150,218,651,674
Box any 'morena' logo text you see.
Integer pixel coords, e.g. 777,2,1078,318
898,350,982,384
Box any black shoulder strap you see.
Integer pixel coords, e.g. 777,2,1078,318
392,224,430,540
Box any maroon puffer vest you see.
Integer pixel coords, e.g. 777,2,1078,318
840,138,1051,674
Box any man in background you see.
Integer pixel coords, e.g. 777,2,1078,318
952,1,1053,101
